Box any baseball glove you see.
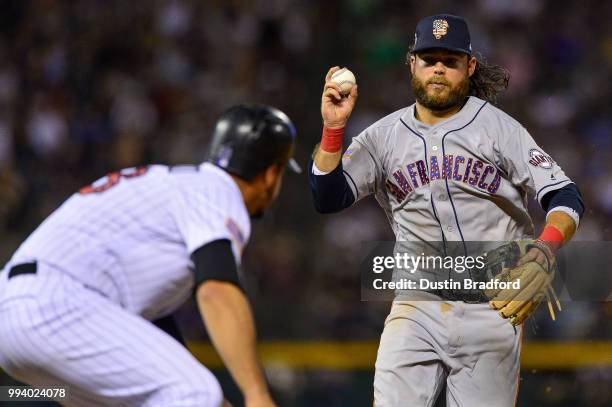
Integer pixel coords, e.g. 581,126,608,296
481,240,561,326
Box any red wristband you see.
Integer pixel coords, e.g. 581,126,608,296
320,126,344,153
538,225,564,252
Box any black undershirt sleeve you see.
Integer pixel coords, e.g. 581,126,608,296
308,160,355,214
540,183,585,218
191,239,242,293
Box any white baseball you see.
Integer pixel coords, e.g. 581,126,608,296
331,68,356,95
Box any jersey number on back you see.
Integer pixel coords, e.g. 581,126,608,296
79,166,149,195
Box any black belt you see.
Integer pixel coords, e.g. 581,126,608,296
427,289,488,303
7,262,37,279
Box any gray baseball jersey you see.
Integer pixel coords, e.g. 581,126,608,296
341,96,572,242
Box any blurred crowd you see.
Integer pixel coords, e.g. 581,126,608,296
0,0,610,405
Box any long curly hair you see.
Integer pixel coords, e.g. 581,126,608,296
407,50,510,105
467,52,510,105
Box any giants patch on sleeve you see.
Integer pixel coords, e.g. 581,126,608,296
528,149,555,170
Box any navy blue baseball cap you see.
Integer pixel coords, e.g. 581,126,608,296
412,14,472,55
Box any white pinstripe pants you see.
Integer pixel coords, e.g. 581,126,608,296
0,262,222,407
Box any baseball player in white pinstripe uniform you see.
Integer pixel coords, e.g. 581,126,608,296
0,105,301,407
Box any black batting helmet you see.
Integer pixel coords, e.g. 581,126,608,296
208,105,301,180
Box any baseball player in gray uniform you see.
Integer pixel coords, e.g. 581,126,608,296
0,105,301,407
309,14,584,407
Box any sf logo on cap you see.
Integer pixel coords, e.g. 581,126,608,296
432,19,449,39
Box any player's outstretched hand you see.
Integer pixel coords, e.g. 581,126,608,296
321,66,358,129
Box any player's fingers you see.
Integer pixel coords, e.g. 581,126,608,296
511,301,537,325
490,273,527,305
490,298,512,310
513,290,546,325
490,289,519,310
325,66,341,82
492,300,513,317
348,84,359,101
499,299,529,318
323,88,342,102
324,82,343,93
490,268,531,306
323,89,343,102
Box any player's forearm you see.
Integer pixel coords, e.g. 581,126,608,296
543,211,577,243
313,147,342,173
314,124,345,173
196,281,270,401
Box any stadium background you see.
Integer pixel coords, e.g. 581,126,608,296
0,0,610,406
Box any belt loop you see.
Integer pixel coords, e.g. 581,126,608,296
8,262,38,279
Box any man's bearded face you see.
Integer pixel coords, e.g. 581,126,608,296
411,50,471,111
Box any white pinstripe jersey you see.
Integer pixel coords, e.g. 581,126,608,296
7,163,251,320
